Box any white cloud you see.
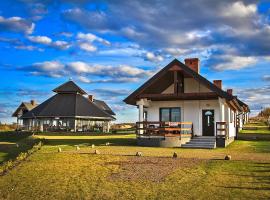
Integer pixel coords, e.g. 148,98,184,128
78,42,97,52
76,32,110,52
121,26,145,39
28,35,52,44
77,32,110,45
27,35,71,50
263,75,270,81
24,60,153,82
26,61,65,78
77,76,91,83
235,85,270,116
58,31,73,37
164,48,189,57
144,52,164,62
0,16,35,34
33,61,64,71
221,1,257,18
213,56,258,71
67,61,96,73
15,45,43,51
52,40,71,50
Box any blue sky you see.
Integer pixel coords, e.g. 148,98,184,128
0,0,270,123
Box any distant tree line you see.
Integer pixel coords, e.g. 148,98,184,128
258,107,270,119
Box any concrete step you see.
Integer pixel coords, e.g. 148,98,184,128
191,139,216,142
187,142,216,145
181,144,216,149
181,136,216,149
193,136,216,138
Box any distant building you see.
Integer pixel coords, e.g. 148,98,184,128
12,100,38,126
13,81,115,132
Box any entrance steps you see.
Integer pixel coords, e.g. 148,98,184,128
181,136,216,149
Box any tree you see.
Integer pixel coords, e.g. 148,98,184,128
258,107,270,119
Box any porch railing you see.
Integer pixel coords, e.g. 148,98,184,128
216,122,228,139
136,121,193,137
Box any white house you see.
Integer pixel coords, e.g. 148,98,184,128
124,58,249,148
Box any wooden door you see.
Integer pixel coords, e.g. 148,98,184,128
202,109,215,136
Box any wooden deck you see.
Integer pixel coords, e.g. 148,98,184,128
136,121,194,137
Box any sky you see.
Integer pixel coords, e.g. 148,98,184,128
0,0,270,124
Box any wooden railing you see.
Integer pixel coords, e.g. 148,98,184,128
136,121,193,137
216,122,228,139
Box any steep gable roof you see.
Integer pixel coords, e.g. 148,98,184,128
53,80,87,94
124,59,233,105
12,102,38,117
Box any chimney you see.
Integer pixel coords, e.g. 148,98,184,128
30,100,36,105
184,58,200,73
227,89,233,96
213,80,222,89
88,95,93,102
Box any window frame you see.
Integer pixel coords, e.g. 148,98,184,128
159,107,181,122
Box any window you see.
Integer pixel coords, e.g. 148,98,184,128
160,107,181,122
143,111,148,121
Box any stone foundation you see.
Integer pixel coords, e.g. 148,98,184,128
137,135,191,147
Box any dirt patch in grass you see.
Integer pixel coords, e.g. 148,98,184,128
108,156,204,182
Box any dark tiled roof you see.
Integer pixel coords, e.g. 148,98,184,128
53,80,87,94
20,93,115,120
93,99,116,116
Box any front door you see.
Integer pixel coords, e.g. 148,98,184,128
202,109,215,136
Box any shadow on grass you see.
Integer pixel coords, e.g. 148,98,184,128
0,132,33,143
0,136,38,163
217,162,270,192
44,138,137,147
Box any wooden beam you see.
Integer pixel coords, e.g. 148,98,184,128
174,71,178,94
137,92,219,100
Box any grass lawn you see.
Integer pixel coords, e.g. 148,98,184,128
0,133,270,199
240,122,270,135
0,132,36,163
240,129,270,134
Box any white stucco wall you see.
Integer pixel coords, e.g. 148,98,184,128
224,104,236,138
145,100,220,136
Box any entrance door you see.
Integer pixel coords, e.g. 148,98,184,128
202,109,215,136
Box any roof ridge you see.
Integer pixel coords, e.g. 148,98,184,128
52,80,87,94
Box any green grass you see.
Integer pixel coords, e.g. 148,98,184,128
0,133,270,199
240,129,270,134
0,132,37,163
240,122,270,134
